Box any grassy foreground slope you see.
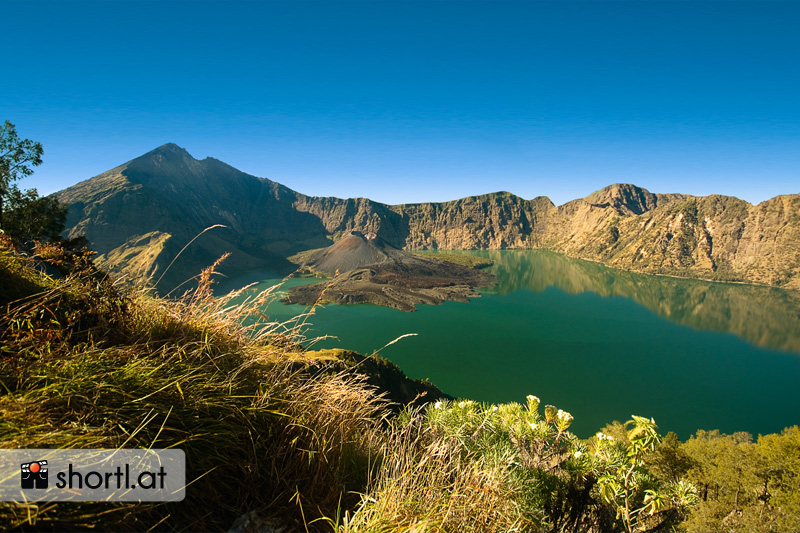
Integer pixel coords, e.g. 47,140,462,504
1,238,798,532
0,238,438,531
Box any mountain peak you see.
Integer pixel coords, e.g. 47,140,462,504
119,143,221,189
147,143,194,159
589,183,649,198
584,183,658,215
307,231,400,275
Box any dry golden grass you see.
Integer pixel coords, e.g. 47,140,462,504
0,239,391,531
0,237,557,533
0,239,563,532
326,404,543,533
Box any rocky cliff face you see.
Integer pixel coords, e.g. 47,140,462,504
57,144,800,291
395,193,555,250
582,193,800,288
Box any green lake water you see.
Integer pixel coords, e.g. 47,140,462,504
217,250,800,440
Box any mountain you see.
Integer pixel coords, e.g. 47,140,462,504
301,231,402,275
59,144,332,289
284,231,495,311
57,144,800,291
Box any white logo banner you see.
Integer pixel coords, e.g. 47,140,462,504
0,449,185,502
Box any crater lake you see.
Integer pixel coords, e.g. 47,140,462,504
218,249,800,439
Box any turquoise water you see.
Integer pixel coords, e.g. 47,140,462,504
217,250,800,439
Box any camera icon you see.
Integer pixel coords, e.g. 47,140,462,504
21,460,49,489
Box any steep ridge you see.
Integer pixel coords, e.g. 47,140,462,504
579,193,800,287
57,145,800,291
534,184,687,257
59,144,332,289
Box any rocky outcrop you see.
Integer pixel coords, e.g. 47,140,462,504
57,144,800,291
391,193,553,250
567,193,800,289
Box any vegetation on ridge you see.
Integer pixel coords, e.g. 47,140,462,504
411,250,494,268
0,236,392,530
0,121,67,243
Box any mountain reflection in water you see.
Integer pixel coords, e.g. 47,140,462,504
449,249,800,355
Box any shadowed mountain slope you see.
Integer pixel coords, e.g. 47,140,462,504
57,144,800,291
59,144,332,289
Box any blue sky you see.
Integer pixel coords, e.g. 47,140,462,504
4,0,799,206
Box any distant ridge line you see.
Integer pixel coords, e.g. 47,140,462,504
56,144,800,291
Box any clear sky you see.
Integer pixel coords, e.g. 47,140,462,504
4,0,799,206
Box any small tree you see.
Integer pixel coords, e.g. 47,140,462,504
0,121,67,243
596,416,698,533
3,185,67,242
0,120,44,226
